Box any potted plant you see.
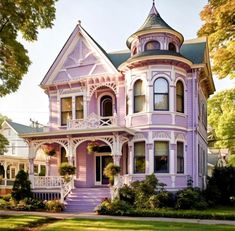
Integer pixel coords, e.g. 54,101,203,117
87,141,99,154
42,144,56,156
104,162,121,186
59,163,76,182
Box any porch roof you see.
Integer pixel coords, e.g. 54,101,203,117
20,127,136,139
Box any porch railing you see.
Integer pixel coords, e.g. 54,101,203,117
32,176,74,203
67,113,117,129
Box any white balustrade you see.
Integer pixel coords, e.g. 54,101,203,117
67,113,117,129
34,176,62,188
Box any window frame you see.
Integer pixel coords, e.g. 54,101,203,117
154,141,169,173
60,97,72,126
153,78,169,111
133,79,145,113
176,80,184,113
134,141,146,174
75,95,84,120
177,141,184,174
144,40,161,51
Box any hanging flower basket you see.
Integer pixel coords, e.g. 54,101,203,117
87,141,99,154
42,144,56,156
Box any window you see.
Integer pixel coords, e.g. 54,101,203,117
154,78,169,110
100,95,113,117
176,81,184,113
134,80,145,113
34,165,39,174
169,42,176,52
145,41,160,51
134,142,145,173
154,141,169,173
11,168,16,179
76,96,84,119
61,97,72,126
177,142,184,173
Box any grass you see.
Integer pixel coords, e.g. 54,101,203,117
39,218,235,231
0,214,55,231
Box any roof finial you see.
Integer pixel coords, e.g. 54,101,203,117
78,20,81,26
149,0,158,15
153,0,155,6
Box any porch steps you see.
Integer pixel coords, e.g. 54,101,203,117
64,187,111,213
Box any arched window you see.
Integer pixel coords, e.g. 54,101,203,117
100,95,113,117
154,78,169,110
145,41,160,51
169,42,176,52
134,80,145,113
176,81,184,113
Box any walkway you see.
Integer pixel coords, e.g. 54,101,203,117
0,210,235,226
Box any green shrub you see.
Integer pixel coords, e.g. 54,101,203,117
59,163,76,176
205,167,235,206
176,187,208,210
11,170,32,201
118,184,135,205
155,191,174,208
45,200,64,212
148,195,160,209
2,194,11,202
0,198,8,209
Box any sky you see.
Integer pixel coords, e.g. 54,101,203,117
0,0,234,125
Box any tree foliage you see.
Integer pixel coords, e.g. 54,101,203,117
0,114,9,155
208,88,235,149
198,0,235,79
0,0,57,96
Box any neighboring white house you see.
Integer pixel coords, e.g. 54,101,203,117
0,121,46,194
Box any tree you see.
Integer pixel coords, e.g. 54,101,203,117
11,170,32,201
0,0,58,96
0,114,9,155
198,0,235,79
208,88,235,150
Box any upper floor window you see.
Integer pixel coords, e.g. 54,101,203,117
134,141,145,174
176,81,184,113
134,80,145,113
154,141,169,173
169,42,176,52
154,78,169,111
61,96,84,126
76,96,84,119
177,142,184,173
145,41,160,51
61,97,72,126
100,95,113,117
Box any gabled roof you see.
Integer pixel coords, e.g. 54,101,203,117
2,120,43,134
40,23,118,87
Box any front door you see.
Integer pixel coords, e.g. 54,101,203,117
95,155,113,185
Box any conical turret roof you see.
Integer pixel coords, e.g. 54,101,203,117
127,1,184,48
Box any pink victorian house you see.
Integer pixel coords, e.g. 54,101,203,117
21,2,215,212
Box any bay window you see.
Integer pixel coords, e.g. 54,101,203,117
134,80,145,113
154,78,169,110
176,81,184,113
177,142,184,173
134,142,145,173
154,141,169,173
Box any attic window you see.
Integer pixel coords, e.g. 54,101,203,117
145,41,160,51
169,42,176,52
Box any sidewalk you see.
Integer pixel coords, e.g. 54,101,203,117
0,210,235,226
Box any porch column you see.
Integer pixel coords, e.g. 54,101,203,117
29,158,35,188
128,145,134,174
112,155,121,166
45,156,50,176
68,137,74,166
4,162,7,187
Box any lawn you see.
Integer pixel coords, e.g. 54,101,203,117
0,215,234,231
39,218,234,231
0,214,54,231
